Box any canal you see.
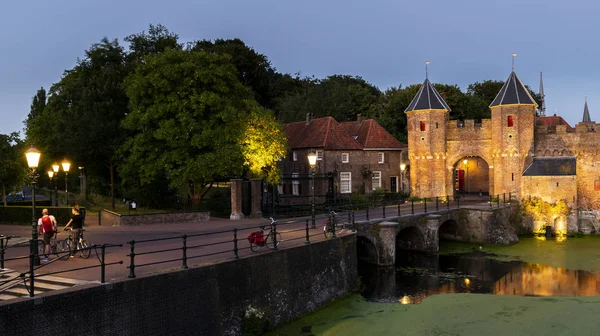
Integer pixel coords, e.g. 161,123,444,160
269,236,600,335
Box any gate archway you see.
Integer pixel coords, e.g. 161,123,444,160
452,156,490,195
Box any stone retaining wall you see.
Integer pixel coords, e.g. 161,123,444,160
0,235,357,336
100,210,210,226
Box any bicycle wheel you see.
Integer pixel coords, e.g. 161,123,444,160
324,226,332,238
79,240,91,259
265,232,282,249
62,238,71,252
250,239,261,252
36,240,46,257
56,240,70,260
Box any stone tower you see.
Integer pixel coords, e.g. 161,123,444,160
405,75,451,198
489,70,537,198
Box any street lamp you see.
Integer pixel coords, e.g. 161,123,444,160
463,159,469,194
52,164,59,206
62,160,71,205
307,151,317,229
400,163,406,193
25,145,41,266
47,170,55,206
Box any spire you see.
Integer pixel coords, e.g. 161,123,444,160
512,53,517,71
538,72,546,116
489,70,538,108
425,61,430,79
583,96,591,122
404,76,451,113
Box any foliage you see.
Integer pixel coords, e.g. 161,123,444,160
0,206,85,225
124,24,182,64
407,196,423,202
522,197,571,224
242,305,270,336
0,133,26,206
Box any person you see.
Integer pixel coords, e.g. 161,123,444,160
37,209,57,262
63,205,83,259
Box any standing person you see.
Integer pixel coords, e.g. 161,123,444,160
63,205,83,259
37,209,57,262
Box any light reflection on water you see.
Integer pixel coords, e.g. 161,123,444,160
359,251,600,304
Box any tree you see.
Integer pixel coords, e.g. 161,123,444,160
24,88,47,135
276,75,382,123
0,133,26,206
120,49,287,202
124,24,182,64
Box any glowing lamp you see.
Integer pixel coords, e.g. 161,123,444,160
400,163,406,172
307,152,317,168
464,278,471,286
52,164,60,173
25,145,41,168
62,160,71,173
47,170,54,179
463,159,468,165
400,296,411,305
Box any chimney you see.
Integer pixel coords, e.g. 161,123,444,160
306,113,312,125
357,113,363,123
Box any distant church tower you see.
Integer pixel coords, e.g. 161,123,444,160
538,72,546,116
489,63,538,198
405,63,450,198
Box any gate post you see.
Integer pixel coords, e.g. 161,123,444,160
377,221,399,266
250,178,263,218
230,179,244,220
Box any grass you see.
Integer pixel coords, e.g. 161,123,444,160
76,194,169,215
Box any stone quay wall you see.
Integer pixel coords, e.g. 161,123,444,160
0,234,357,336
100,209,210,226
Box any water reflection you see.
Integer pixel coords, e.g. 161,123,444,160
359,251,600,304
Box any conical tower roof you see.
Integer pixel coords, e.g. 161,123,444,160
404,78,451,112
489,71,538,108
583,97,591,122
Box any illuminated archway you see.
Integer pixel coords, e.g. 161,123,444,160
452,156,490,195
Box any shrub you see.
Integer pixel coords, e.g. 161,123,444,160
0,206,86,226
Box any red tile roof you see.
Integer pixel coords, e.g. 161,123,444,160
284,117,363,150
340,119,406,149
535,116,575,132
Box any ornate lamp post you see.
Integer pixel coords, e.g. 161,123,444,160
47,170,55,206
463,159,469,194
62,160,71,205
400,163,406,193
25,145,41,266
52,164,59,206
307,151,317,229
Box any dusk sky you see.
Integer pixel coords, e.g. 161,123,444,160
1,0,598,135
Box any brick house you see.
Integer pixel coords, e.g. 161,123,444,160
279,114,407,203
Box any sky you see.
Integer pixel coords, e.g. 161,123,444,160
1,0,599,135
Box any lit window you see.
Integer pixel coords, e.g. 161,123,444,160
507,116,514,127
378,152,385,164
340,172,352,194
316,150,323,160
293,152,297,161
342,153,349,163
292,173,300,195
420,121,426,132
372,171,381,190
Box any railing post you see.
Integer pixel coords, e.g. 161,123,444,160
182,234,189,268
331,214,336,238
272,224,278,250
424,198,427,213
305,219,310,244
29,246,34,297
100,244,106,283
397,201,401,217
436,197,439,211
383,201,386,218
411,200,414,214
128,240,136,279
497,194,500,208
0,236,5,270
366,208,369,221
489,195,493,209
457,196,460,208
352,211,356,231
509,192,512,203
233,229,239,259
446,196,450,210
98,211,102,226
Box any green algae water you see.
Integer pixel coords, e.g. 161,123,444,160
269,236,600,336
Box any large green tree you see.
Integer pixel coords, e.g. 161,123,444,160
0,133,26,206
120,49,286,202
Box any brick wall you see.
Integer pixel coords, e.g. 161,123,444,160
0,235,357,336
100,210,210,226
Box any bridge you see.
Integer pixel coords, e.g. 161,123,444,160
352,204,521,266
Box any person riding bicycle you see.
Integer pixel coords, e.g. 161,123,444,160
63,205,83,259
37,208,57,262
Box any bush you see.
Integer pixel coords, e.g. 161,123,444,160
0,206,86,226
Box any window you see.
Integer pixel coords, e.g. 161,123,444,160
507,116,514,127
292,173,300,195
341,153,349,163
420,121,426,132
372,171,381,190
340,172,352,194
292,151,297,161
435,122,439,129
277,185,283,195
511,173,514,181
316,150,323,160
378,152,385,164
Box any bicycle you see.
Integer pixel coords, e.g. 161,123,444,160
324,210,346,238
62,228,91,259
37,230,69,261
249,217,282,252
